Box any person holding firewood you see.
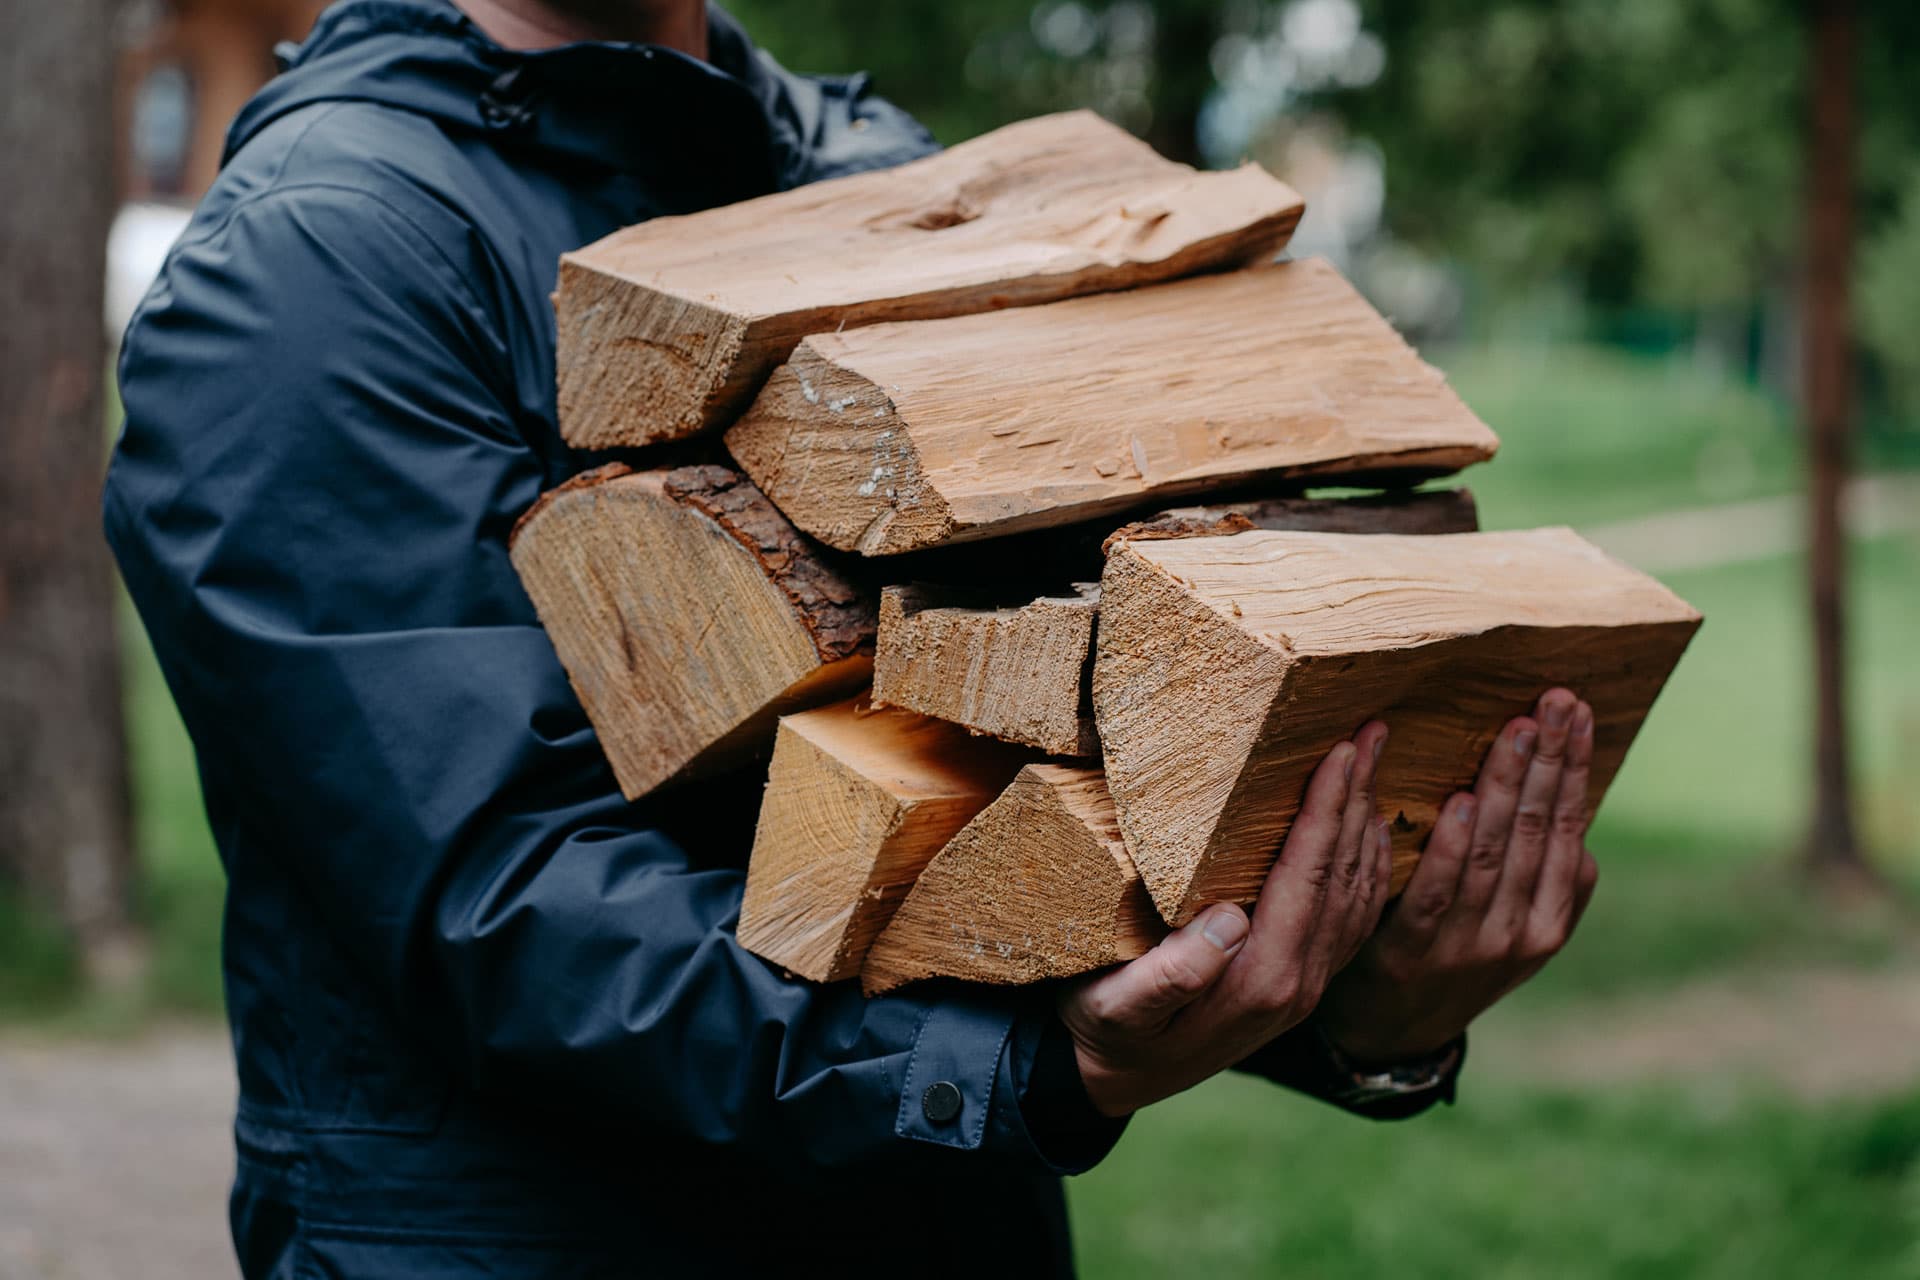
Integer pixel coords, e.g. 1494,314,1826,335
104,0,1599,1274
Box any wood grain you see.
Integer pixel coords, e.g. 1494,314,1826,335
870,490,1478,757
556,110,1304,449
725,259,1498,555
872,583,1102,757
509,463,874,801
737,696,1033,982
861,764,1165,994
1094,527,1703,925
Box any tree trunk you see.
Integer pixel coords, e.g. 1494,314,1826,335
0,0,144,982
1801,0,1870,883
1147,5,1213,166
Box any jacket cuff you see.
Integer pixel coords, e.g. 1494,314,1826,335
893,988,1019,1151
1009,1001,1127,1174
891,986,1126,1173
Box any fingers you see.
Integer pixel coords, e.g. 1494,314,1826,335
1391,791,1476,951
1236,729,1378,1017
1341,818,1395,967
1244,738,1356,957
1077,903,1248,1035
1335,723,1389,895
1483,689,1580,939
1569,849,1600,932
1332,723,1389,956
1525,702,1595,947
1450,715,1537,918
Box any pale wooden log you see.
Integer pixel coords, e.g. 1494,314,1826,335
1094,528,1703,925
871,490,1479,757
509,463,874,801
725,258,1498,555
862,764,1165,995
557,111,1305,449
737,696,1033,982
872,583,1101,757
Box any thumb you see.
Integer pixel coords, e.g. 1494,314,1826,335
1086,904,1248,1032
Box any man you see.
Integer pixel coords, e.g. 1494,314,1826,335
105,1,1600,1274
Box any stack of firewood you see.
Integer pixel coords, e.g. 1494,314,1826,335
510,112,1702,997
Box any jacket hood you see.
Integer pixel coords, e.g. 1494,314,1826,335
226,0,912,190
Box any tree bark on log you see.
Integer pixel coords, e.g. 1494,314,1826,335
509,463,875,800
0,0,143,982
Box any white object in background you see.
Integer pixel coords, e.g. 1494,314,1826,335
107,202,193,342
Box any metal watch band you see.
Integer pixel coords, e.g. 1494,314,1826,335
1312,1022,1464,1106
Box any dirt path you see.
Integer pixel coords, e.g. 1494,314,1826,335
5,964,1919,1279
1575,472,1920,574
0,1030,235,1280
1474,964,1920,1101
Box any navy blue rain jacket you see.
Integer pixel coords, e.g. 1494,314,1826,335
105,3,1448,1275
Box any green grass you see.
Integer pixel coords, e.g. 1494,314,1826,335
122,603,225,1016
1438,345,1807,529
1069,1075,1920,1279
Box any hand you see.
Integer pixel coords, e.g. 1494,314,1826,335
1058,722,1395,1117
1314,688,1601,1065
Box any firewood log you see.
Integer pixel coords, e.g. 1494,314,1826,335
872,490,1480,756
725,259,1497,554
510,463,872,800
737,696,1033,981
872,583,1101,758
862,764,1164,994
1093,527,1702,924
556,111,1304,449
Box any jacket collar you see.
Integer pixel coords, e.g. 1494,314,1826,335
225,0,841,196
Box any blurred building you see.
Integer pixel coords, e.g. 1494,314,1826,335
119,0,328,198
110,0,325,335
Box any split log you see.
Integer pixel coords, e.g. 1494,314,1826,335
737,696,1033,982
509,463,874,801
1103,487,1481,551
861,764,1164,994
556,110,1305,449
725,258,1498,555
872,490,1480,757
1094,527,1703,925
872,583,1101,758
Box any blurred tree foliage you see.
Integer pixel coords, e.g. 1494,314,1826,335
730,0,1920,415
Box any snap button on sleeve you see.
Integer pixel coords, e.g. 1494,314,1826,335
921,1081,963,1125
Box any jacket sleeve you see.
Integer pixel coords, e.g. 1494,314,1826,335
104,182,1121,1176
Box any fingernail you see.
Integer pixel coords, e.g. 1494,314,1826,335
1544,699,1572,730
1575,704,1594,740
1376,819,1392,850
1193,906,1249,953
1372,731,1387,763
1343,745,1355,782
1455,796,1477,826
1514,729,1537,758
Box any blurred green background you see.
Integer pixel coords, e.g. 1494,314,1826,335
10,1,1920,1276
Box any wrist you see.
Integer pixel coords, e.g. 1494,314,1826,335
1310,1020,1464,1105
1319,1021,1461,1070
1314,986,1464,1068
